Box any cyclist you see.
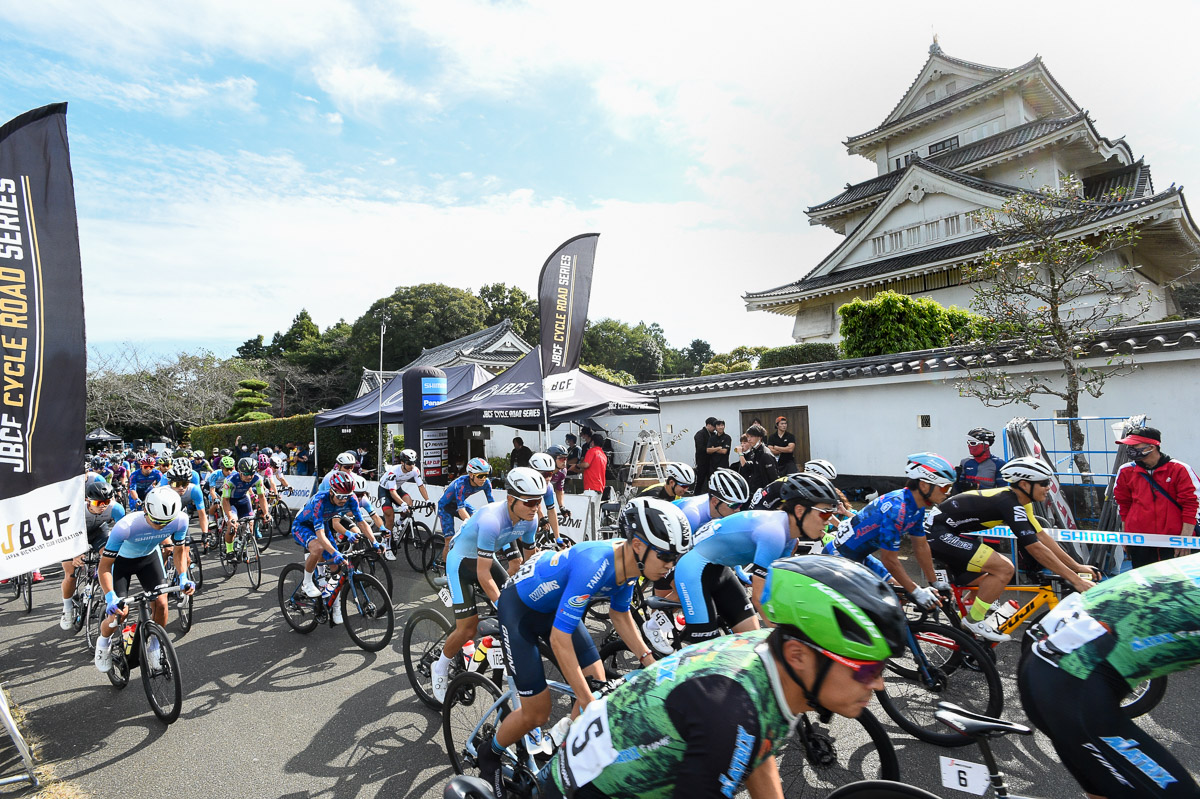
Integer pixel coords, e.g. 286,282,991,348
545,445,569,508
205,456,235,525
436,457,495,538
257,452,292,495
378,448,432,541
431,467,544,703
128,456,163,512
675,468,751,531
290,471,365,626
477,497,692,798
191,449,213,482
1020,553,1200,798
89,456,114,483
528,452,563,545
220,456,271,555
637,462,694,502
59,480,126,631
673,471,838,647
924,456,1098,642
952,427,1007,495
317,450,360,493
535,555,905,799
162,458,209,539
109,456,128,493
829,452,954,612
338,474,387,553
748,458,851,517
93,486,194,673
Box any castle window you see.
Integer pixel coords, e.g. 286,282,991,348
928,136,959,155
945,215,961,236
905,226,921,247
871,236,886,256
888,231,903,251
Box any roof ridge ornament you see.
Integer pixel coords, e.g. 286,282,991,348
930,34,942,55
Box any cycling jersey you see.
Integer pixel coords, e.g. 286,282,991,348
175,484,205,514
221,473,265,501
85,503,126,549
293,491,363,537
511,541,636,634
102,511,188,560
542,483,557,510
747,476,788,512
93,467,114,483
129,468,163,498
954,454,1006,494
379,463,424,491
923,487,1039,578
447,502,535,563
548,630,792,799
674,494,714,531
437,474,494,513
832,487,925,562
636,483,676,502
205,469,232,496
109,463,127,483
818,533,891,581
191,458,213,476
681,510,794,578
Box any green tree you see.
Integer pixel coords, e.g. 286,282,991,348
236,335,267,360
270,308,320,357
349,283,488,370
581,363,636,385
479,283,540,342
838,290,980,358
225,378,272,422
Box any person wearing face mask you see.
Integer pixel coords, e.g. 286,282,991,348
952,427,1007,495
1113,426,1199,569
737,423,779,495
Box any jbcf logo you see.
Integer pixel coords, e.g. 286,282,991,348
2,505,75,553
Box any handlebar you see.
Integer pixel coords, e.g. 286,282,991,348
116,583,183,609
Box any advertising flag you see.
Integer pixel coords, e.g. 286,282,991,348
538,233,598,379
0,104,87,579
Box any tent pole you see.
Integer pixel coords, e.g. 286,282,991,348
377,321,386,478
313,425,319,476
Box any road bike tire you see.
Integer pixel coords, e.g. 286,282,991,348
443,670,504,776
85,595,106,650
404,608,455,709
826,780,944,798
405,521,434,572
272,503,293,540
367,549,395,598
277,563,321,634
424,534,449,592
20,573,32,613
189,543,205,592
245,534,262,590
108,640,131,690
597,638,646,680
341,572,394,652
256,517,274,552
139,621,183,724
769,709,900,798
221,541,239,578
876,621,1002,747
177,562,199,635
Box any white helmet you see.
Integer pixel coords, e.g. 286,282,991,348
143,486,182,525
1000,456,1055,484
336,450,358,466
804,458,838,481
506,467,548,499
528,452,556,473
665,463,696,487
167,458,193,480
620,497,693,556
352,474,368,495
708,468,750,505
399,448,418,464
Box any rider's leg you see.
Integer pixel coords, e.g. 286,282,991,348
965,547,1013,621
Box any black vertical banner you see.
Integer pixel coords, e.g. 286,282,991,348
538,233,598,379
0,103,87,578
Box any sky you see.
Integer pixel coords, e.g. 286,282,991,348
1,1,1198,361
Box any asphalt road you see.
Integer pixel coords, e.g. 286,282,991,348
2,542,1198,799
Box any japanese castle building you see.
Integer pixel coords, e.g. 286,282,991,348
745,40,1200,343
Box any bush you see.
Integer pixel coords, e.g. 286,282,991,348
190,413,388,474
758,343,840,369
838,290,984,358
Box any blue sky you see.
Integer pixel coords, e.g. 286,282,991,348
1,1,1197,362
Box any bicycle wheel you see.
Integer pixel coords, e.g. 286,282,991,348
597,638,643,679
272,503,293,539
139,621,183,724
773,709,900,797
1122,676,1168,718
244,534,262,590
177,564,198,635
826,781,943,798
404,608,455,709
189,543,205,592
443,670,504,776
341,572,394,652
221,540,239,578
277,563,321,633
405,521,434,572
20,573,32,613
257,515,274,552
424,535,448,591
85,594,106,650
876,621,1003,747
367,549,394,598
108,643,130,689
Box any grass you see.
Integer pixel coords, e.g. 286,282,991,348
0,687,89,799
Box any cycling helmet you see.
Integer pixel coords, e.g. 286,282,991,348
665,463,696,486
328,471,355,495
143,486,182,525
1000,456,1055,484
211,448,219,456
138,456,156,468
236,457,256,475
761,555,905,661
336,450,358,467
220,456,236,470
89,456,105,470
156,456,171,469
804,459,838,481
168,458,192,479
261,447,273,456
192,449,204,458
506,467,548,499
779,472,839,508
708,468,751,506
257,454,271,471
904,453,955,487
466,457,491,475
86,480,115,502
220,448,232,457
528,452,556,473
546,445,567,458
353,474,368,495
619,497,693,556
399,448,417,464
967,427,996,446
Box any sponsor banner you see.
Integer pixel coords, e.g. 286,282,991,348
543,370,579,402
967,526,1200,550
538,233,598,378
0,475,86,579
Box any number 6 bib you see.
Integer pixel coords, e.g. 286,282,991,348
561,696,618,789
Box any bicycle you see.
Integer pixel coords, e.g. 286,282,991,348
276,558,394,651
8,571,33,613
67,549,102,640
403,583,502,710
389,501,435,572
339,529,394,600
263,491,295,550
221,516,263,590
103,583,186,725
162,546,201,636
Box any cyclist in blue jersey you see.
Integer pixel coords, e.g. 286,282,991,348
93,486,193,673
190,449,212,482
162,459,209,539
437,457,495,537
89,456,114,483
675,471,840,646
334,475,387,555
527,452,563,546
830,452,954,610
675,468,752,530
292,472,368,609
316,450,360,493
431,467,544,703
128,456,163,511
476,497,693,798
221,457,271,555
204,456,235,520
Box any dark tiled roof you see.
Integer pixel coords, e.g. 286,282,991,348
401,318,531,370
810,114,1086,214
1084,160,1154,201
635,319,1200,397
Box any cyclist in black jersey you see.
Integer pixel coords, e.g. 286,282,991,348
636,463,694,503
924,456,1098,642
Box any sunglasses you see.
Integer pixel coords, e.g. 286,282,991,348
966,438,989,447
652,548,679,564
514,497,541,508
799,639,889,685
1029,479,1051,488
169,479,191,489
87,499,112,509
812,507,837,520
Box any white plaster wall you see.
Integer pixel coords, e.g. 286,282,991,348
841,192,976,267
984,151,1062,189
883,96,1008,168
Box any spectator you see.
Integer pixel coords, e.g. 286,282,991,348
767,416,797,475
737,423,778,495
295,442,311,476
707,419,732,475
694,417,717,494
1113,425,1199,568
509,436,533,469
952,427,1006,495
578,431,609,539
564,433,581,476
579,426,595,455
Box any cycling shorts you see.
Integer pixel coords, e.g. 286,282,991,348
449,556,510,620
497,582,600,697
1019,654,1197,798
927,530,995,578
377,486,410,508
675,561,754,631
227,495,253,520
110,553,167,598
438,510,458,537
291,524,340,562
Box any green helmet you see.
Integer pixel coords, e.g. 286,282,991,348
761,555,905,661
221,456,236,469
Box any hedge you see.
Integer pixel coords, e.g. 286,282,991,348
188,413,389,474
758,343,840,369
837,290,983,359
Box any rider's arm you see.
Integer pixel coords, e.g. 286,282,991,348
1027,535,1094,591
610,607,653,668
876,549,919,594
549,626,596,709
666,676,768,799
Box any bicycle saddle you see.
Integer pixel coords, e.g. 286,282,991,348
444,776,494,799
600,502,620,514
935,702,1032,739
646,596,682,611
477,618,501,638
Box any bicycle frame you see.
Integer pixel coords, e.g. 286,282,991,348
945,581,1062,639
461,670,575,781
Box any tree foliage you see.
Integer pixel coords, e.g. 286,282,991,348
480,282,539,342
581,363,636,385
758,343,840,369
837,290,981,359
225,378,271,422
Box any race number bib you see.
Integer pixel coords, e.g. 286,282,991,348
437,587,453,607
1038,592,1108,655
561,697,618,789
834,517,856,546
487,644,506,672
693,519,719,545
513,550,548,584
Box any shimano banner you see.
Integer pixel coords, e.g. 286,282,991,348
538,233,598,379
0,104,87,580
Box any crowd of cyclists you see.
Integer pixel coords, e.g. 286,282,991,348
26,424,1200,799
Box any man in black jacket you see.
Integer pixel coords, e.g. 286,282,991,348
738,423,779,494
693,417,717,495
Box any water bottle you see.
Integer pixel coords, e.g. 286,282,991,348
122,623,137,654
462,640,476,668
472,637,492,670
993,600,1020,625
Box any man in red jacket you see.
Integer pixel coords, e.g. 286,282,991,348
1113,425,1199,568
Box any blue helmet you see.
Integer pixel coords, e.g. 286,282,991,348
905,452,955,487
466,457,491,475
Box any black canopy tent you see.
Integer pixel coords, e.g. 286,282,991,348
85,427,122,444
313,364,492,428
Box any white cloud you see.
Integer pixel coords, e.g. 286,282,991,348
313,62,439,116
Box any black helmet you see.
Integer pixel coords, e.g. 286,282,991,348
779,472,839,508
86,480,115,502
237,457,256,475
546,445,567,458
220,448,232,457
967,427,995,446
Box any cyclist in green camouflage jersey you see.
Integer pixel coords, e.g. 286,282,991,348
541,555,906,799
1020,553,1200,798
